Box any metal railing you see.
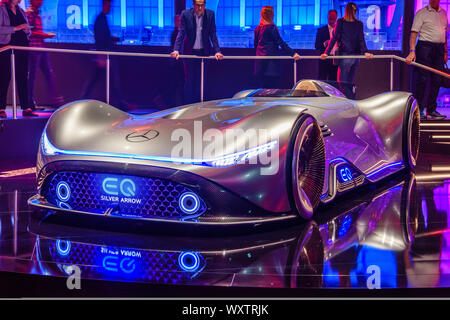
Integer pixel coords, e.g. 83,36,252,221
1,45,449,120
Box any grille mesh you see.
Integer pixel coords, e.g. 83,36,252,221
43,171,206,219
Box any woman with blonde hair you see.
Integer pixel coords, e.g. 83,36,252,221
254,6,300,88
320,2,373,98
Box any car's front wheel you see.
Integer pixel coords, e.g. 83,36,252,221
403,98,420,169
289,114,326,220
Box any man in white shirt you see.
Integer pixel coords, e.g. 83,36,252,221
315,10,338,81
406,0,448,120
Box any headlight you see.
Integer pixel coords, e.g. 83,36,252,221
204,140,278,167
41,131,59,156
40,130,277,168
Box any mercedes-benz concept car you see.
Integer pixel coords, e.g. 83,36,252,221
28,80,420,225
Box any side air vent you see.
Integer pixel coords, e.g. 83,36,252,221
320,124,333,137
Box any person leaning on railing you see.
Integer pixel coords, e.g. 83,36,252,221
170,0,223,104
405,0,448,120
254,5,300,89
320,2,373,99
0,0,37,118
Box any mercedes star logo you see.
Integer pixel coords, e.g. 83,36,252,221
126,129,159,142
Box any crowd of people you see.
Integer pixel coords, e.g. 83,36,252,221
0,0,448,120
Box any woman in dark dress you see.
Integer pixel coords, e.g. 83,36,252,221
254,6,300,89
320,2,373,99
0,0,36,118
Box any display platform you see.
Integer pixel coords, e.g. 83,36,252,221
0,151,450,297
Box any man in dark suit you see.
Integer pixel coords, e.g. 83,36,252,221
315,10,338,81
170,0,223,104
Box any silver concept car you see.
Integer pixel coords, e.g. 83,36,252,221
28,80,420,225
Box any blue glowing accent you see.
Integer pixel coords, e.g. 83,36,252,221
102,177,119,195
103,255,119,272
330,157,348,164
366,161,404,179
339,216,352,238
102,177,136,197
179,192,200,215
41,132,277,167
56,181,71,202
339,167,353,182
120,258,136,274
57,201,72,210
56,239,71,257
120,179,136,197
178,252,200,272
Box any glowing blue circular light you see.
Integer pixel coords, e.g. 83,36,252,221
179,192,200,215
56,239,71,257
56,181,71,202
178,252,200,272
57,201,72,210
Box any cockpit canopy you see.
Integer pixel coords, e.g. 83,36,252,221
248,80,347,98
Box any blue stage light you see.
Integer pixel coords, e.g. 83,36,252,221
56,239,71,257
56,181,71,202
178,252,200,272
179,192,200,214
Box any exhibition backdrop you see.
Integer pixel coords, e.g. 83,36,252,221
22,0,405,50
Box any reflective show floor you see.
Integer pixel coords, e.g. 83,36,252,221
1,154,450,292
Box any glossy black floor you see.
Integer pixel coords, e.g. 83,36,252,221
1,153,450,294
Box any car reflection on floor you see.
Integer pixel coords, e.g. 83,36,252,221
1,171,450,289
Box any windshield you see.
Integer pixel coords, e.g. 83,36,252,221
248,89,329,98
247,80,351,99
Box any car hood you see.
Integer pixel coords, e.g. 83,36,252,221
44,99,307,160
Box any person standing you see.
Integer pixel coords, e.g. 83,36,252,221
169,14,185,106
81,0,127,109
406,0,448,120
27,0,64,110
171,0,223,104
315,9,338,81
0,0,36,118
254,6,300,89
320,2,373,99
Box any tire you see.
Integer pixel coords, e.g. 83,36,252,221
288,114,326,220
403,98,420,169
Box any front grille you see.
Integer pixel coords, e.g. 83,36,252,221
42,171,207,219
42,239,204,284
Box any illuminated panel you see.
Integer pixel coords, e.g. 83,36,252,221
338,167,353,183
43,172,207,219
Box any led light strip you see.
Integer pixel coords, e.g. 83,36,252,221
42,132,278,167
366,161,404,179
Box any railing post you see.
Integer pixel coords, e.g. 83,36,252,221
293,59,297,85
106,54,110,104
10,49,17,119
390,58,394,91
200,58,204,102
